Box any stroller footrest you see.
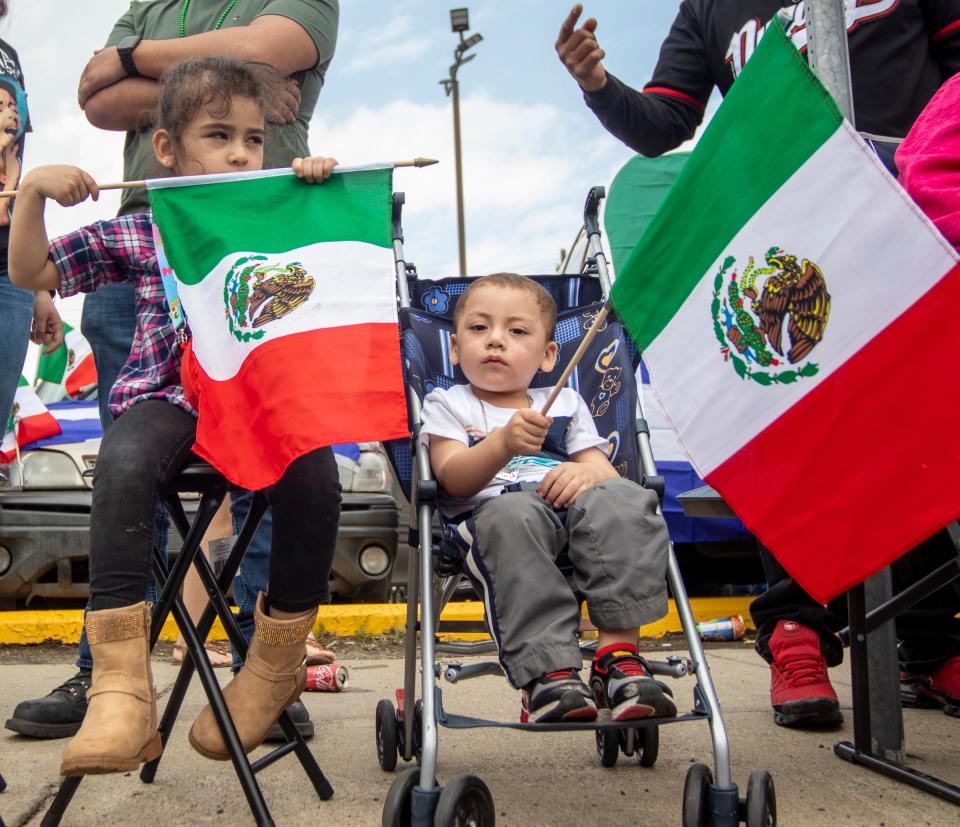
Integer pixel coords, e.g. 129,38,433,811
443,661,504,683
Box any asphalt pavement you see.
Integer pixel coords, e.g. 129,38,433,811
0,644,957,826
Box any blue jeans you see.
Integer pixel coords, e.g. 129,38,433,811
229,488,273,672
0,270,34,426
77,282,166,670
80,283,137,432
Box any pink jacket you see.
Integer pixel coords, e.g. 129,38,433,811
896,73,960,251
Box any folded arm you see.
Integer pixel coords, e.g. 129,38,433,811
81,15,321,130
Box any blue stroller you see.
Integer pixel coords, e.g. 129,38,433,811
377,188,776,827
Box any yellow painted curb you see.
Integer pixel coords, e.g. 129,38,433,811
0,597,755,646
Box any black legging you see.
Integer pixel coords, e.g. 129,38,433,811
88,399,341,614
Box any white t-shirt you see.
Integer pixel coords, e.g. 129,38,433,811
419,384,608,515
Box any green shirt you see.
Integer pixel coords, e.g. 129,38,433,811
105,0,339,215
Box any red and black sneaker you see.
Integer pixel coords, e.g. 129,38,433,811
589,643,676,722
901,655,960,718
521,669,597,724
769,620,843,728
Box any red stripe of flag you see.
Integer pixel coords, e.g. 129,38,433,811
191,323,409,490
708,262,960,604
65,357,98,397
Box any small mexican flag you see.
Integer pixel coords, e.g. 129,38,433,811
148,165,408,490
1,377,63,463
610,21,960,604
35,322,97,403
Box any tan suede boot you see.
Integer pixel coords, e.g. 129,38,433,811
188,593,316,760
60,602,161,776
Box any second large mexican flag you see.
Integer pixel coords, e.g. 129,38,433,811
610,22,960,604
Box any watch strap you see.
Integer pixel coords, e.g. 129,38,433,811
117,35,142,78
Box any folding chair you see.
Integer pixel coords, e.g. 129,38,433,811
41,457,334,827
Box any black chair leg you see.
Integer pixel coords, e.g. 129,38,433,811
46,478,333,825
39,776,80,827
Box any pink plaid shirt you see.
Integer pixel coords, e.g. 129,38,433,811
51,212,195,419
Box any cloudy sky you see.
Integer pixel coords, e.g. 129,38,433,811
5,1,711,370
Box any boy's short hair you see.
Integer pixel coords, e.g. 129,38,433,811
453,273,557,339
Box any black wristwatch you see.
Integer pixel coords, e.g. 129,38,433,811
116,34,142,78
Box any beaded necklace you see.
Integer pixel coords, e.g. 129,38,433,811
179,0,240,38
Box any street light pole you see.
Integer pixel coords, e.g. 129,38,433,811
441,9,482,277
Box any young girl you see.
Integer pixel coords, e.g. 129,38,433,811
9,57,342,775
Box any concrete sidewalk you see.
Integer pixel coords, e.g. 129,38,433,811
1,645,957,826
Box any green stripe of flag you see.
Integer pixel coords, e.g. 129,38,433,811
35,322,72,384
609,21,843,350
149,167,394,285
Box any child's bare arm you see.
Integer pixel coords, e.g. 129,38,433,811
537,446,619,508
429,408,552,499
9,166,100,291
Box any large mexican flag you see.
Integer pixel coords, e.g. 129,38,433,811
148,166,408,490
610,21,960,604
1,377,62,463
35,323,97,403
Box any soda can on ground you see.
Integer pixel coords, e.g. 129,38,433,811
696,615,746,642
305,663,349,692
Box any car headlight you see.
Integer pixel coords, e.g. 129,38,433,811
0,461,21,489
353,450,389,493
21,451,85,488
358,544,391,576
0,544,11,576
335,453,357,491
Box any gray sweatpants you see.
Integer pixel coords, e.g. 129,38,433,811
460,477,669,688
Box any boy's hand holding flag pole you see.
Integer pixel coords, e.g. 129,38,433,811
542,20,960,604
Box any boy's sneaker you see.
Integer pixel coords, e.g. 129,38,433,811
769,620,843,728
4,669,91,738
590,644,677,721
521,669,598,723
901,655,960,718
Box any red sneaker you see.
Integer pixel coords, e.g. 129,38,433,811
901,655,960,718
769,620,843,728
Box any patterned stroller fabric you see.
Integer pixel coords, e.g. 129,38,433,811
385,274,640,502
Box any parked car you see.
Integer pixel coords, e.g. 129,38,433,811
0,403,401,607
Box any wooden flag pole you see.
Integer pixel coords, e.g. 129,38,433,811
540,302,611,417
0,158,439,199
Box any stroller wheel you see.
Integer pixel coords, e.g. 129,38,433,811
382,767,420,827
376,699,399,772
635,725,659,768
434,775,495,827
682,763,713,827
746,769,777,827
596,728,619,767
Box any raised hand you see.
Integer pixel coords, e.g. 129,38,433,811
21,165,100,208
556,4,607,93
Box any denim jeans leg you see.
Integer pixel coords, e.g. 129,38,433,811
0,270,34,425
229,488,272,671
80,283,136,433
